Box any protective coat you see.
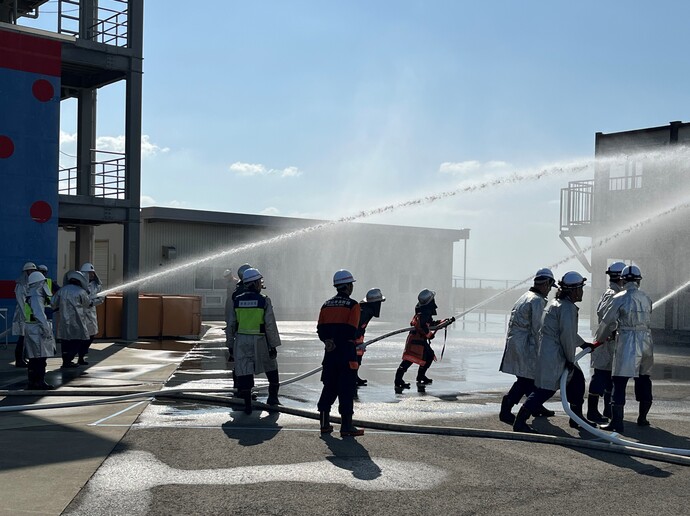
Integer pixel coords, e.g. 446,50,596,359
227,293,281,377
590,281,622,370
52,284,92,341
595,282,653,378
11,274,29,336
23,282,57,359
499,289,548,379
534,298,586,391
84,277,103,336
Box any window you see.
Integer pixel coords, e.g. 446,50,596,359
194,266,214,290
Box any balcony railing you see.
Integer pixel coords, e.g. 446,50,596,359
59,150,125,199
560,180,593,230
609,174,642,191
58,0,129,47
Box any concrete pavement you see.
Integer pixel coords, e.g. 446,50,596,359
1,322,690,515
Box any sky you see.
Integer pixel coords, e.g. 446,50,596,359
27,1,690,282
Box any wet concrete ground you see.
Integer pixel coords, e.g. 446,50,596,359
2,320,690,515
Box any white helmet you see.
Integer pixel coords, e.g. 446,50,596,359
333,269,356,287
22,261,37,272
27,271,46,285
241,267,263,284
606,261,626,279
558,271,587,288
65,270,88,290
534,268,555,283
237,263,252,280
37,264,48,274
417,289,436,306
80,262,96,273
363,288,385,303
621,265,642,281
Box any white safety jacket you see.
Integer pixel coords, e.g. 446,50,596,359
595,282,653,378
534,297,586,391
499,289,548,379
84,277,103,336
52,283,92,341
11,274,29,336
23,282,57,359
590,281,623,371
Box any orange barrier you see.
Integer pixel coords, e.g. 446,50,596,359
96,294,201,339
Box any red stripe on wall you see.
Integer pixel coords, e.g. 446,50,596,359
0,30,61,76
0,280,16,299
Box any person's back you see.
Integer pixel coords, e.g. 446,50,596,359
53,283,91,341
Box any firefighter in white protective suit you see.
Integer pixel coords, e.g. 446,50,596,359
513,271,596,433
12,261,37,367
226,267,282,414
79,262,104,365
586,261,626,423
23,271,57,390
498,268,557,425
594,265,653,433
52,271,93,368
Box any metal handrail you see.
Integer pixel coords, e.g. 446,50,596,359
58,149,126,199
58,0,129,47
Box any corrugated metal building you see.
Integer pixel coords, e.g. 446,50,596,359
59,207,470,321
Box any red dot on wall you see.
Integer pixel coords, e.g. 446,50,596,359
0,135,14,158
32,79,54,102
30,201,52,223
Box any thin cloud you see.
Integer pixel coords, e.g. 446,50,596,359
229,161,303,178
141,195,157,207
260,207,281,216
59,132,169,158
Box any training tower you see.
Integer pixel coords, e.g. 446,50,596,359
559,120,690,345
0,0,143,340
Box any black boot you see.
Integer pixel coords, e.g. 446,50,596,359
637,400,652,427
586,394,608,423
499,395,516,425
340,414,364,437
77,356,89,365
35,367,55,390
320,411,333,434
394,367,410,389
603,392,612,419
416,376,433,385
241,390,253,414
569,404,597,429
266,384,280,406
532,405,555,417
513,406,535,433
601,404,624,432
61,354,78,368
356,376,368,386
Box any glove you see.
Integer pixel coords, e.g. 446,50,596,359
428,332,435,340
268,347,277,359
324,339,336,352
581,342,593,351
565,361,575,372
